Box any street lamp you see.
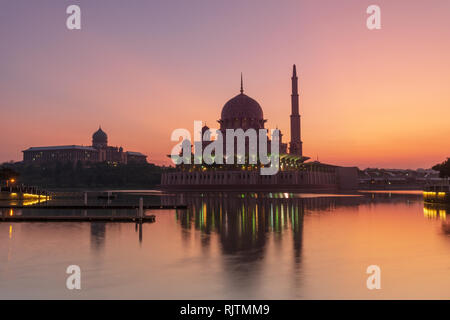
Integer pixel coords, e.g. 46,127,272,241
6,178,16,187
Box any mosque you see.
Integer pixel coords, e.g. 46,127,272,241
161,65,358,191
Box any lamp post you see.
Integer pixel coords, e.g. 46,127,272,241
7,178,16,189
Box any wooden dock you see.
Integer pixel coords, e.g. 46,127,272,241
0,204,187,210
0,215,156,223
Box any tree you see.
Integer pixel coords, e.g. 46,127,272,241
432,158,450,178
1,161,166,189
0,166,19,182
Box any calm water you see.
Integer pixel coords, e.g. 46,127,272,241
1,191,450,299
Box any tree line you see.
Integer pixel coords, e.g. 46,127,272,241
432,158,450,178
1,157,449,189
0,161,172,189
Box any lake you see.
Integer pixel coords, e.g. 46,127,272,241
1,191,449,299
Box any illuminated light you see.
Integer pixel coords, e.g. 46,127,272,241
423,191,437,197
203,203,207,226
23,197,49,206
23,193,50,199
252,211,256,235
423,207,438,218
10,179,15,183
9,209,13,216
9,225,12,239
11,193,17,197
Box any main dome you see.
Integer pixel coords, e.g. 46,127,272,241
221,93,264,121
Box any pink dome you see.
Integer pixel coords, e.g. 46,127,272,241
221,93,263,121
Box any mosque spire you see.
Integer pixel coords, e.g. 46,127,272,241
240,73,244,94
290,64,303,156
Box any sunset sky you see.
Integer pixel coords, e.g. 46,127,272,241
1,0,449,169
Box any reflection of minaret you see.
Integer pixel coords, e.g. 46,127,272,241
290,65,303,156
291,201,304,266
174,194,308,292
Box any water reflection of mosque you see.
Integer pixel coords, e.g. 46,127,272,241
76,193,450,268
170,193,316,288
164,192,426,254
162,193,399,284
175,193,313,258
167,192,423,236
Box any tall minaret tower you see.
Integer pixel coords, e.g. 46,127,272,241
290,64,303,156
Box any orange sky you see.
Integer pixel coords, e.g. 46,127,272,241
1,0,449,169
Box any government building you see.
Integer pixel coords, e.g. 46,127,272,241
161,65,358,191
22,128,147,164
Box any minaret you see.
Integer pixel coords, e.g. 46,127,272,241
240,73,244,94
290,64,303,156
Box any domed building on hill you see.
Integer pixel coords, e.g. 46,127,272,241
161,66,358,191
23,127,147,164
92,127,108,148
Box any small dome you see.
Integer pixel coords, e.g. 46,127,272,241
201,125,210,133
201,125,211,140
221,93,264,121
93,127,107,143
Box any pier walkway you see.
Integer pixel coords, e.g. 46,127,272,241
0,215,156,223
0,204,186,209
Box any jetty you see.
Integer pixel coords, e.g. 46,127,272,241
0,215,156,223
0,186,187,223
423,182,450,204
0,204,186,210
0,185,51,199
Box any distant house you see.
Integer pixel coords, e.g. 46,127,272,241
22,127,147,164
126,151,148,163
358,168,441,187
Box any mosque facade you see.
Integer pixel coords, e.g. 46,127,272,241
161,65,358,191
